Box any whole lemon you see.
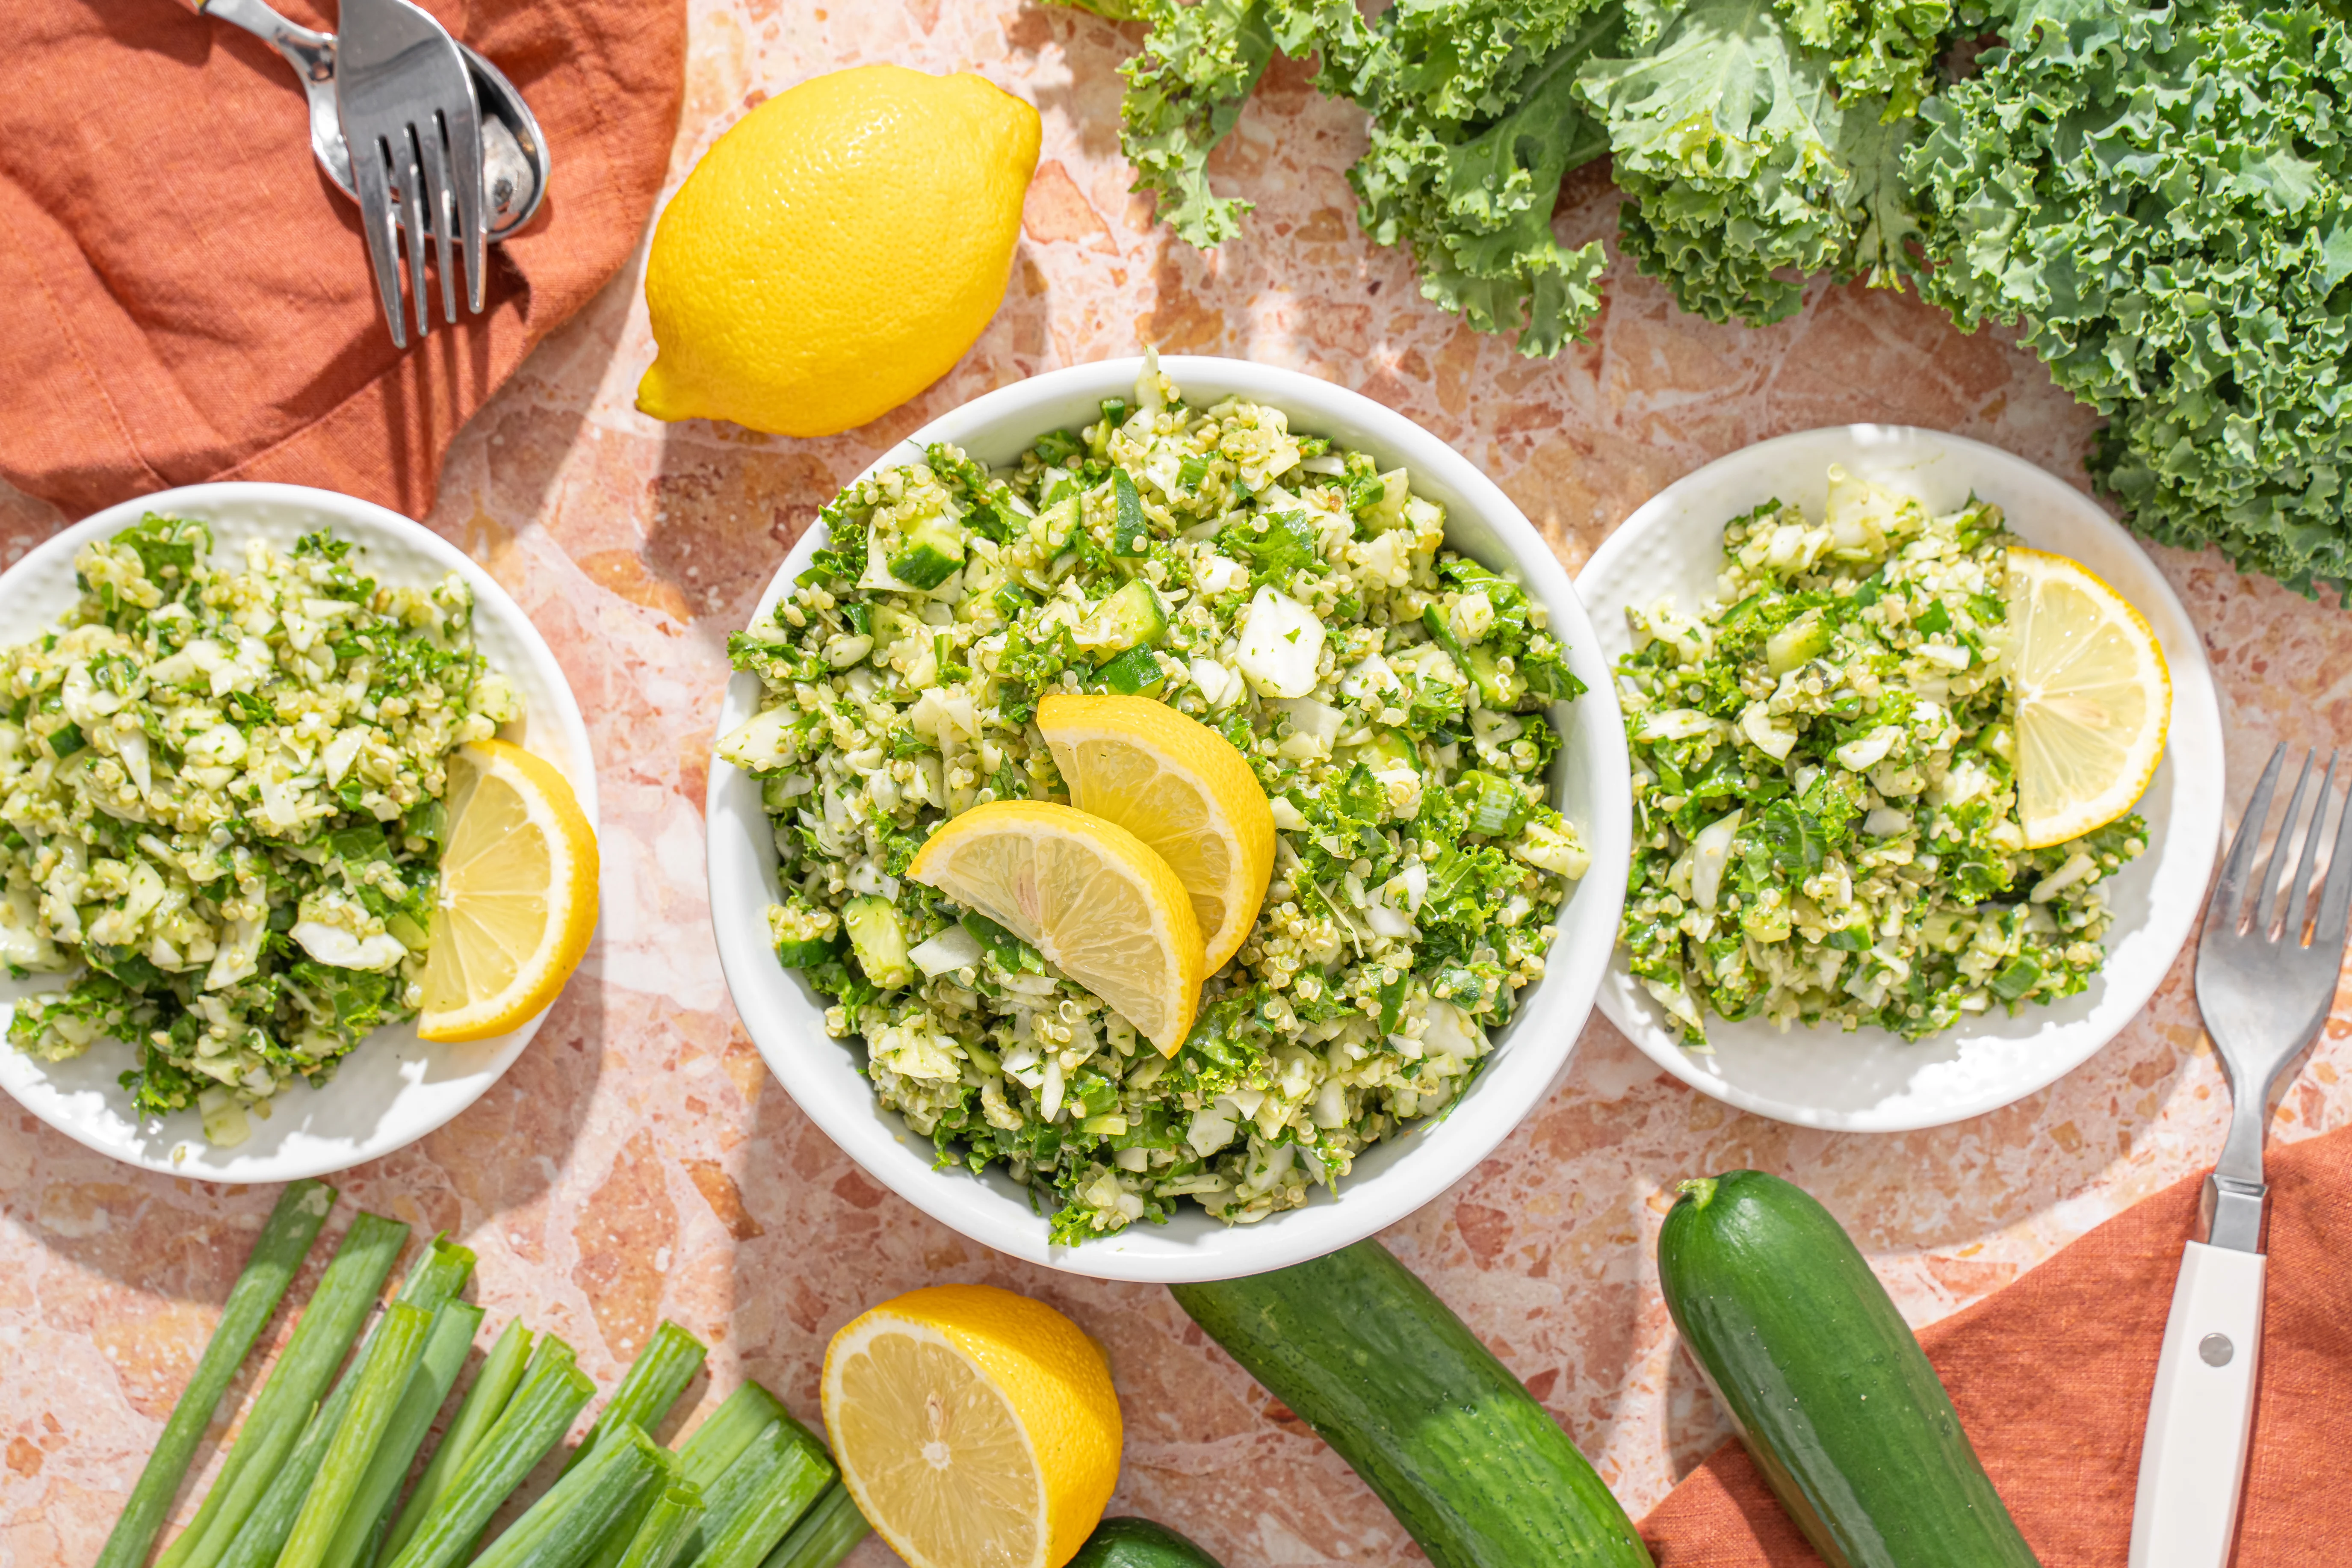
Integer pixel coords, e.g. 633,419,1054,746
636,65,1040,437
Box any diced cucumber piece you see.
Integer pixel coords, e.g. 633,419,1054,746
1033,496,1082,551
1423,596,1519,707
1765,609,1833,675
1458,644,1522,709
1093,646,1169,698
1420,602,1464,656
1455,771,1531,837
886,514,965,591
842,896,913,989
1344,728,1417,771
1111,470,1151,556
767,900,841,969
1076,579,1167,656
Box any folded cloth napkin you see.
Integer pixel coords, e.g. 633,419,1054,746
0,0,683,519
1639,1123,2352,1566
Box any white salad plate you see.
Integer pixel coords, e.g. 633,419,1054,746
708,356,1632,1282
1579,427,2225,1132
0,482,597,1182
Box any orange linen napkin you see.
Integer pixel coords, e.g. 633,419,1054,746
0,0,683,519
1638,1124,2352,1566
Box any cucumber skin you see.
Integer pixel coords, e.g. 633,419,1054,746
1657,1172,2039,1568
1067,1518,1223,1568
1170,1241,1652,1568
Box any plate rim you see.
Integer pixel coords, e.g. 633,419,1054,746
704,354,1634,1282
1577,424,2225,1132
0,481,598,1181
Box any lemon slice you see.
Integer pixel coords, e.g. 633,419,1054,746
906,800,1205,1053
822,1284,1122,1568
2004,546,2171,849
415,740,600,1042
1037,694,1274,974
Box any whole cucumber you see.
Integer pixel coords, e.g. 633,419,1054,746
1170,1240,1651,1568
1657,1171,2039,1568
1067,1517,1223,1567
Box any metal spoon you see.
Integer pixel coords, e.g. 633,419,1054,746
179,0,547,239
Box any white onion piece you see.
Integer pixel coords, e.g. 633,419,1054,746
910,924,984,977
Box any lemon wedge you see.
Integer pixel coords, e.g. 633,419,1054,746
2004,546,2171,849
1037,694,1274,975
906,800,1205,1054
822,1284,1122,1568
415,740,600,1042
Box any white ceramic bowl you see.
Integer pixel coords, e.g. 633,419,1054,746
0,483,597,1181
1578,427,2224,1131
709,357,1631,1282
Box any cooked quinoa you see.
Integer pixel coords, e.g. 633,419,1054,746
0,517,521,1146
1617,468,2145,1045
721,362,1590,1243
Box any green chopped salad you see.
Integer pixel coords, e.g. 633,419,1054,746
0,517,520,1146
722,360,1591,1243
1617,470,2145,1045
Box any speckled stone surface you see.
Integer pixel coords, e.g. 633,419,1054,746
5,5,2350,1565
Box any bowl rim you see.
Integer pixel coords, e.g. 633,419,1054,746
0,480,599,1180
1577,424,2225,1131
706,354,1632,1282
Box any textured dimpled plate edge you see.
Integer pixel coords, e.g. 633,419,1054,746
1576,426,2225,1132
0,483,597,1182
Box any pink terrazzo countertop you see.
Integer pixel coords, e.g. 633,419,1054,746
5,4,2350,1565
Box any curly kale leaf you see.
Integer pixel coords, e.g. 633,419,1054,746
1104,0,1282,247
1581,0,1935,325
1093,0,1625,351
1350,10,1623,354
1084,0,1949,345
1781,0,1952,112
1909,0,2352,598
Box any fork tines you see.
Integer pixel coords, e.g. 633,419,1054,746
336,0,486,350
2211,745,2352,949
353,114,473,345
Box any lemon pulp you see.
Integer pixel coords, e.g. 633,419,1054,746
416,740,599,1041
2004,546,2172,848
1037,694,1274,975
823,1285,1121,1568
906,799,1205,1054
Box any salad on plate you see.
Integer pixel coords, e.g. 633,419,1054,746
1615,468,2158,1046
0,516,523,1146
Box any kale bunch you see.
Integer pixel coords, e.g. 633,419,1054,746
1075,0,1955,348
1584,0,1945,327
1909,0,2352,598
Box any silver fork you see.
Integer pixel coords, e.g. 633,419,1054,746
175,0,547,239
2129,744,2352,1568
334,0,484,347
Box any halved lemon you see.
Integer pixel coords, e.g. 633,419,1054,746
1036,694,1274,974
2004,546,2171,849
906,800,1204,1054
415,739,600,1041
822,1284,1122,1568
